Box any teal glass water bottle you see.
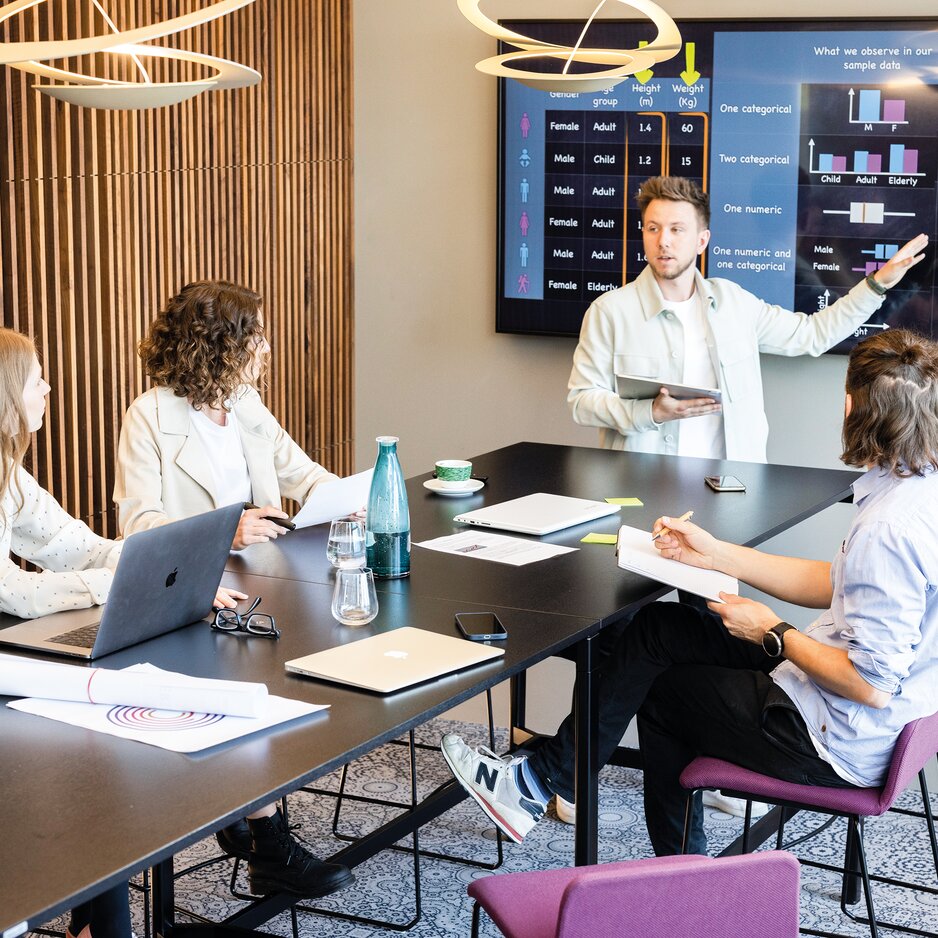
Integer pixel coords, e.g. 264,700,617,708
365,436,411,578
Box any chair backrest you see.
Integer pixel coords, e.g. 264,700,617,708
878,709,938,811
555,851,800,938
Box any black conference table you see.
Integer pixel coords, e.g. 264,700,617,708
0,577,595,936
0,442,860,936
228,442,861,870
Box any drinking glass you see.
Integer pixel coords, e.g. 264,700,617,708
326,515,367,569
331,567,379,626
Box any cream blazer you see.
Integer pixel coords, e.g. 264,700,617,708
114,385,338,536
0,466,122,617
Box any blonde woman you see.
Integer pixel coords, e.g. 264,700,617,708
0,328,246,937
114,281,352,899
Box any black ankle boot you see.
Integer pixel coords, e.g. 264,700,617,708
215,818,252,861
247,809,354,898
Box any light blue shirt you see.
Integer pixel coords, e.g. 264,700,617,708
772,467,938,787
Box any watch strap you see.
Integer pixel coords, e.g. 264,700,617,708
865,272,888,296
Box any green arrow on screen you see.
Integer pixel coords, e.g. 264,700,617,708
634,40,654,83
680,42,701,86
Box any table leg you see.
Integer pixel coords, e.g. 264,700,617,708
151,858,174,936
574,633,599,866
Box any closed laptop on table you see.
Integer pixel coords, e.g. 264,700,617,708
453,492,620,536
0,503,242,660
285,626,504,693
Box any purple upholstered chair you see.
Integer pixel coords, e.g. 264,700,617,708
467,851,800,938
679,711,938,938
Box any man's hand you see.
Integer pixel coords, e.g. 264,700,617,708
233,505,292,550
213,586,249,609
651,388,722,425
708,593,780,645
873,233,929,290
652,514,722,569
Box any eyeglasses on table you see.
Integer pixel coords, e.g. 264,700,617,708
211,596,280,638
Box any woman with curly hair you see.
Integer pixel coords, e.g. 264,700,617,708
113,280,352,900
115,280,338,550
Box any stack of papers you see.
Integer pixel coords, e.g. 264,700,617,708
615,525,738,602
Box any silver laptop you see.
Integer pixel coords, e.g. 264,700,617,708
615,373,722,404
285,626,504,693
0,503,243,660
453,492,621,536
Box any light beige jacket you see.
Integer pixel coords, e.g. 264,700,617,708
114,385,338,536
1,466,122,617
568,266,885,461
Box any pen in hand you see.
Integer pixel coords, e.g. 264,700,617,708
243,502,297,532
651,510,694,542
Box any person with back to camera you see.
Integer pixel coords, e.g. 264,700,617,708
114,280,353,899
443,328,938,856
568,175,929,461
0,327,242,938
561,174,929,821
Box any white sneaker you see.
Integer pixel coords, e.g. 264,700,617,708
702,790,771,818
554,794,576,825
440,734,546,843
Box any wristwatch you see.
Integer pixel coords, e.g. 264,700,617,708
865,272,888,296
762,622,796,658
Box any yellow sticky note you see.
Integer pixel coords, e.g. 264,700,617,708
605,497,643,507
580,533,619,545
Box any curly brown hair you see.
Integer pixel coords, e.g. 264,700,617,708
139,280,266,409
842,329,938,477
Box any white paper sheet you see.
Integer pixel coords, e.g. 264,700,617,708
7,664,328,753
292,469,374,529
0,653,267,717
615,525,738,602
415,531,577,566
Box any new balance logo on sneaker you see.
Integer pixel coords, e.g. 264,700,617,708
441,733,547,844
476,760,499,793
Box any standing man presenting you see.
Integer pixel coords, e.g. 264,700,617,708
568,175,929,461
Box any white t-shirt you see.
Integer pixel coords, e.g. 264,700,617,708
188,406,253,507
669,292,725,459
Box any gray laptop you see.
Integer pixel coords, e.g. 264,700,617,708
453,492,621,536
0,503,242,660
285,626,504,693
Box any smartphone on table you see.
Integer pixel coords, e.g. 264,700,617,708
705,475,746,492
455,612,508,642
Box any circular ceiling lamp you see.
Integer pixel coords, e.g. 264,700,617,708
0,0,261,109
457,0,681,92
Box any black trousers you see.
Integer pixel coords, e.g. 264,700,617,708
528,601,852,855
69,884,131,938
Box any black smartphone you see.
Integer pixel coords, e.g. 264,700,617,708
455,612,508,642
705,475,746,493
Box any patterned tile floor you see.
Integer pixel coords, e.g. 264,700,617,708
39,718,938,937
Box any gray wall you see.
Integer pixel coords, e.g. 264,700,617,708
353,1,935,782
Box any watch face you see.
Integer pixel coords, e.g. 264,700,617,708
762,629,782,657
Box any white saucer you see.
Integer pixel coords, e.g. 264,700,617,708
423,478,485,496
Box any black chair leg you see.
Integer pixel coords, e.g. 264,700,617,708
918,769,938,878
471,901,483,938
680,790,697,854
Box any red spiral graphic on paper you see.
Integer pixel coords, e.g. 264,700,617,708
106,706,224,731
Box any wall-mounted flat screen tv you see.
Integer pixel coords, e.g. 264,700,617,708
496,18,938,353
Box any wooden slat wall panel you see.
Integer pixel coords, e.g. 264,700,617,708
0,0,354,536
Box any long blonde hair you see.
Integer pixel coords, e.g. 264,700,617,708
0,328,38,513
